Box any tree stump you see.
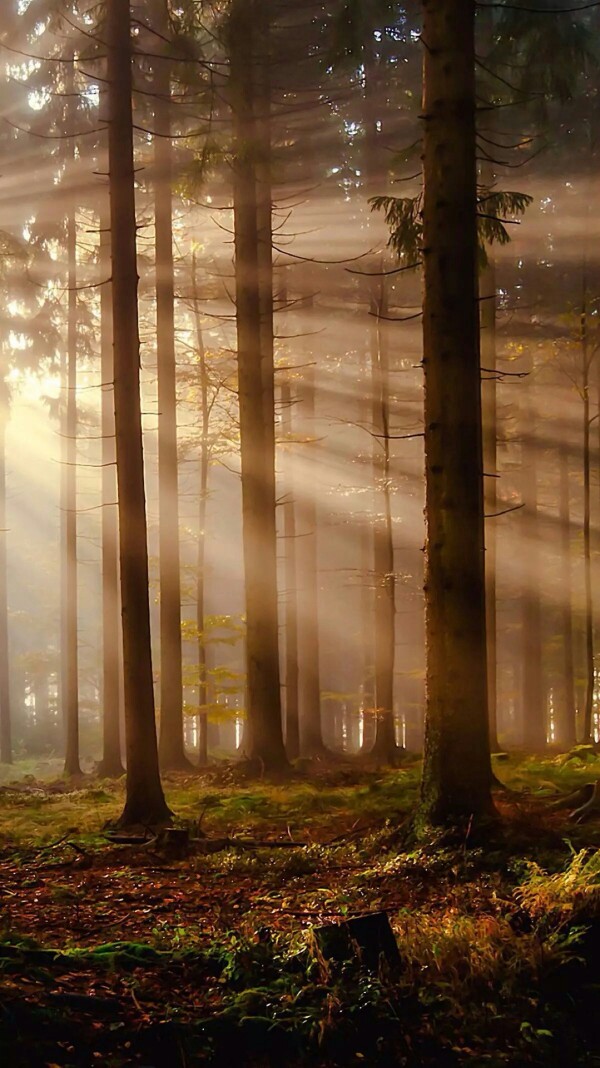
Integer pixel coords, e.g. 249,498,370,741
156,827,191,859
309,911,401,979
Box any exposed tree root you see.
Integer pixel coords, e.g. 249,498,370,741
548,782,596,812
104,826,308,858
569,780,600,823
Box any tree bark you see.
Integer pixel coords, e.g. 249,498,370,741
228,0,287,770
63,203,80,778
98,209,123,778
34,666,53,751
558,442,577,748
521,372,545,751
0,382,11,764
358,26,379,738
481,257,500,751
297,366,325,757
191,250,209,766
581,287,595,745
281,378,299,761
478,0,500,756
107,0,170,826
154,9,189,770
370,283,397,763
419,0,493,825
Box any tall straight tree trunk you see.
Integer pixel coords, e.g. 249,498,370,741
479,0,500,755
521,372,545,750
63,205,80,777
34,666,53,751
481,257,500,751
107,0,170,826
228,0,287,769
191,251,209,766
358,32,380,734
154,12,189,770
419,0,493,824
581,288,595,744
558,442,577,748
370,283,397,763
359,380,374,738
254,6,275,444
297,366,324,757
196,362,209,767
281,379,299,761
0,379,10,764
98,212,123,777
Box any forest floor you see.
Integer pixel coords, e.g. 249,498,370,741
2,753,600,1066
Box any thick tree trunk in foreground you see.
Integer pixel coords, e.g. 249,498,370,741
0,382,11,764
98,215,123,778
107,0,170,825
419,0,493,824
228,0,287,769
154,21,189,770
63,206,80,777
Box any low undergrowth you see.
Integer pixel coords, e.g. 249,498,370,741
2,754,600,1064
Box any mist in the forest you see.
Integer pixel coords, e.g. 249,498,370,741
0,0,597,771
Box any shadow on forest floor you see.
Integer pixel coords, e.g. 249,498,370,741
2,753,600,1065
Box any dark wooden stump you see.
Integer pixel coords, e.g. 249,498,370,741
309,911,401,978
157,827,191,858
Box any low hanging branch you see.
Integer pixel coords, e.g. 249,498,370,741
371,188,533,267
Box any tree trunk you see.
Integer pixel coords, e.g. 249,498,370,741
297,366,325,757
0,383,11,765
34,667,53,751
98,209,123,778
581,289,595,744
358,31,379,736
228,0,287,770
521,365,545,750
478,0,500,756
63,203,80,778
370,283,397,763
154,12,189,770
558,442,577,748
419,0,493,825
481,257,500,751
359,419,374,739
107,0,170,826
191,250,209,766
574,614,586,732
281,378,299,760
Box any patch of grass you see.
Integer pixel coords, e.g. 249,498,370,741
0,783,123,846
516,847,600,920
500,751,600,796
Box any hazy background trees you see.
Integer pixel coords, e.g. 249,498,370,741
0,1,598,820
